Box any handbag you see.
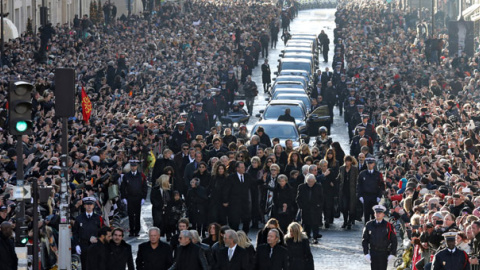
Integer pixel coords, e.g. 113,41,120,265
108,184,120,200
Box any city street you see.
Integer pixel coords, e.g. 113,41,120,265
122,8,392,270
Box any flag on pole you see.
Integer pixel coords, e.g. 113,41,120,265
81,87,92,124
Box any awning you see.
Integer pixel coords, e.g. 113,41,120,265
463,3,480,18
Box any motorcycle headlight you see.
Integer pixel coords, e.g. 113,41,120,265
233,122,239,129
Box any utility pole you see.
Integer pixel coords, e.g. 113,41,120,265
431,0,435,36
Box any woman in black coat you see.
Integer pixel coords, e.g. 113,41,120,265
272,175,295,233
192,161,211,190
273,144,288,172
284,151,303,178
336,155,359,230
256,218,285,248
208,163,229,225
186,178,208,236
150,174,172,238
284,222,314,270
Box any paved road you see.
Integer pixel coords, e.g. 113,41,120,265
123,8,397,270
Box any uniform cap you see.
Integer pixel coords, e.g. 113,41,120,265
177,121,186,126
82,197,97,205
442,231,457,241
228,70,234,74
361,114,370,118
0,205,7,211
357,104,364,109
129,160,140,166
348,97,356,101
356,125,366,131
365,157,376,164
372,205,386,213
180,112,188,117
195,102,203,107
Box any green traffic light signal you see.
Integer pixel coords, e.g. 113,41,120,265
16,121,27,132
20,237,28,245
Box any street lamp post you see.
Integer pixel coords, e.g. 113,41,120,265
1,0,4,66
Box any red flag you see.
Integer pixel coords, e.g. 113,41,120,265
81,87,92,124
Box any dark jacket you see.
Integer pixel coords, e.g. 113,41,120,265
296,183,323,226
361,219,397,255
356,170,384,199
256,227,285,248
121,171,148,199
170,242,209,270
107,240,135,270
0,234,18,270
432,247,470,270
150,187,171,229
215,245,249,270
284,237,314,270
136,241,173,270
337,165,359,214
87,241,108,270
255,244,289,270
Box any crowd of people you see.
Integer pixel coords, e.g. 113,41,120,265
2,0,480,268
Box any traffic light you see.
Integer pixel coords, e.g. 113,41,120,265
17,225,29,246
9,81,34,135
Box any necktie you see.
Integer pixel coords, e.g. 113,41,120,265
240,175,244,183
133,172,136,176
270,247,273,258
228,248,233,261
87,214,91,219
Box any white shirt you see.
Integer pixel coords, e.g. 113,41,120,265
86,211,94,218
237,173,244,182
228,244,237,255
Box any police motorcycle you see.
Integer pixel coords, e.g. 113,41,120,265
220,101,250,132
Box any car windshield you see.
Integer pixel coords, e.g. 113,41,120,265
280,70,309,78
276,95,311,109
280,62,311,74
272,90,306,98
275,77,307,85
274,83,304,90
252,124,298,140
264,105,304,120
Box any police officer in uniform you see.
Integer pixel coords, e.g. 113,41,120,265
190,103,210,136
169,122,191,154
73,197,105,270
357,158,384,224
180,112,195,135
202,89,217,129
349,104,364,141
350,126,370,159
433,232,470,270
362,205,397,270
357,114,376,146
121,160,148,237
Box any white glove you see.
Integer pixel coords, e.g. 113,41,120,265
377,197,381,203
213,115,217,120
122,199,127,205
364,254,371,263
359,197,364,204
388,255,396,262
141,199,145,205
76,245,81,255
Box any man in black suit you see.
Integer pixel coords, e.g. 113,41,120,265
321,67,332,86
255,229,289,270
215,230,249,270
223,161,254,233
136,227,173,270
247,135,267,157
184,151,203,186
296,174,324,244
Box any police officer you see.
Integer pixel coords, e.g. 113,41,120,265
121,160,148,237
349,104,364,140
350,126,369,158
73,197,105,269
169,122,191,154
357,158,385,224
361,205,397,270
180,112,195,135
432,232,470,270
357,114,376,146
190,103,210,136
202,89,217,128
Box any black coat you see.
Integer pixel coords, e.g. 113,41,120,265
121,171,148,200
152,158,176,183
107,240,135,270
150,187,171,229
256,228,285,248
215,246,249,270
296,183,323,226
171,243,209,270
223,173,255,220
87,241,108,270
284,238,314,270
261,63,271,84
136,241,173,270
0,234,18,270
337,165,359,214
255,244,289,270
272,184,295,225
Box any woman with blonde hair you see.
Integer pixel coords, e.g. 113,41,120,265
284,222,314,270
150,174,172,238
237,231,255,269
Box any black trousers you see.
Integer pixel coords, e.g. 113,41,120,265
323,50,329,62
127,197,142,234
370,251,388,270
261,45,268,58
363,196,377,224
304,223,320,239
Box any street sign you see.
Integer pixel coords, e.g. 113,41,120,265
13,186,31,200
